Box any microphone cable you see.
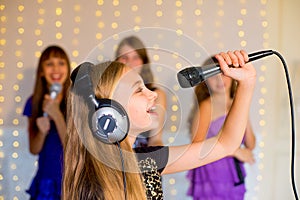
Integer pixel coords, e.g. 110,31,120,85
116,141,127,200
273,50,298,200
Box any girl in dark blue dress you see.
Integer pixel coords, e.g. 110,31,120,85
23,45,71,200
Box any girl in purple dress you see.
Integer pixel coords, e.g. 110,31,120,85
187,57,256,200
23,45,71,200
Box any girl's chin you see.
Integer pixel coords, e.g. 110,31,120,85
131,121,159,134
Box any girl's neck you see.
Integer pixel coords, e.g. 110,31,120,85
127,133,137,147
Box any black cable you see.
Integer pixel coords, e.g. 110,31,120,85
233,158,245,186
272,51,299,200
116,141,127,200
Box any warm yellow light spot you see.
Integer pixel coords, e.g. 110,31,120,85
0,5,5,11
241,9,247,15
35,29,41,36
17,17,23,23
113,0,119,6
111,22,118,29
176,10,183,17
134,16,141,23
18,28,24,34
74,5,81,12
0,28,6,34
12,152,18,159
175,1,182,7
173,85,180,91
176,29,183,36
74,16,81,23
262,21,268,28
56,8,62,16
260,10,266,17
74,28,80,34
156,10,163,17
131,5,138,11
114,11,120,17
171,115,177,121
72,50,79,57
18,5,24,12
175,63,182,69
98,22,105,28
194,9,201,16
240,40,247,47
96,33,102,40
259,120,266,126
259,98,265,105
55,21,62,28
16,74,23,80
37,18,44,25
95,10,102,17
217,10,224,16
172,105,179,111
259,109,265,115
38,8,45,15
237,19,243,26
56,33,62,40
13,84,20,90
16,39,22,46
238,31,245,37
97,0,104,6
15,51,22,57
156,0,163,5
169,178,176,184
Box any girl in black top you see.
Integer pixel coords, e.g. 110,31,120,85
64,50,256,200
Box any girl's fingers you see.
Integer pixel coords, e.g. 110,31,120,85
220,52,232,66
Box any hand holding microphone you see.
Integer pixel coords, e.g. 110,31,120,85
43,83,62,117
177,50,274,88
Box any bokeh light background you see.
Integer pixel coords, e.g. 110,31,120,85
0,0,274,199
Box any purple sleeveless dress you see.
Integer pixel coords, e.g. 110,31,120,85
187,115,246,200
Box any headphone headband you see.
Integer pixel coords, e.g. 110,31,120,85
70,62,129,144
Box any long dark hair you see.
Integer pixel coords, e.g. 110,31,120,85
31,45,71,133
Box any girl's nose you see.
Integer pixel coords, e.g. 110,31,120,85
146,88,158,100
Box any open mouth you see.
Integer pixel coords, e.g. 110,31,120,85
147,106,156,113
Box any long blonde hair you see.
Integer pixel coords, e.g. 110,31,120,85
63,61,146,200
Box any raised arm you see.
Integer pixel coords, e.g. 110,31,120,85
163,50,256,174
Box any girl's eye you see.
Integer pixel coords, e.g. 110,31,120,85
59,61,66,66
45,62,53,66
136,87,143,93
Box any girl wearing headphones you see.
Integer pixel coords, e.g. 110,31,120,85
63,50,256,200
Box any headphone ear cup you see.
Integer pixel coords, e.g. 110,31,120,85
90,98,129,144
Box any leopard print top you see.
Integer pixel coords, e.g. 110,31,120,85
135,146,169,200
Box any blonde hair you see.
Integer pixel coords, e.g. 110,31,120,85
63,61,146,200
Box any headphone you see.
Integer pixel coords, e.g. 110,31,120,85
70,62,129,144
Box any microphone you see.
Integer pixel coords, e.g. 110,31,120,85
49,83,62,99
177,50,274,88
43,83,62,117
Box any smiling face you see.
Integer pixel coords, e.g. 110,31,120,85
42,56,69,87
112,67,159,136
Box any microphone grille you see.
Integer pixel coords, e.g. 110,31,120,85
50,83,62,93
177,71,192,88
